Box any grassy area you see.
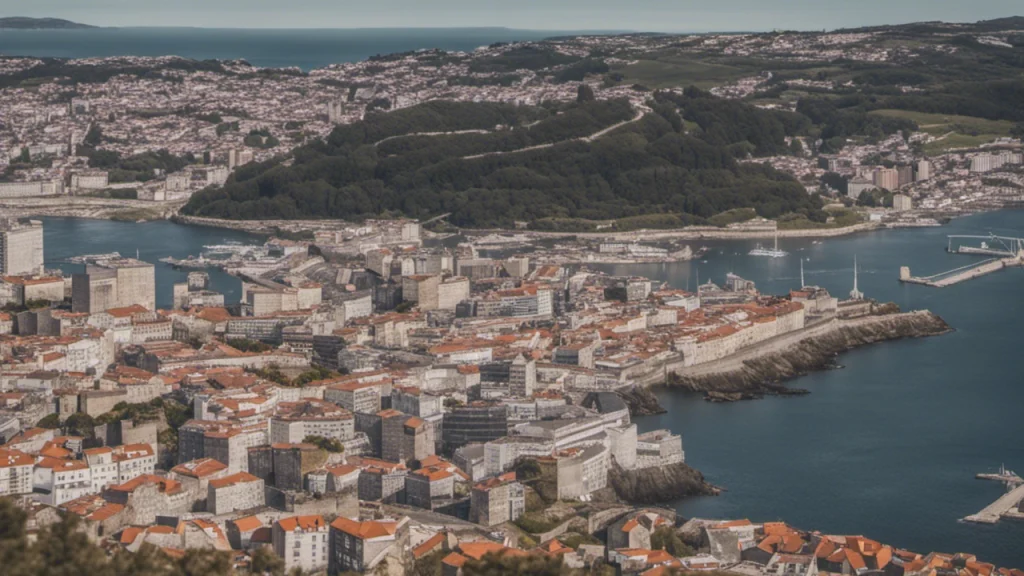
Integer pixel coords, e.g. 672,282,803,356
776,209,862,230
923,133,1004,154
108,207,164,222
613,57,751,89
870,109,1014,137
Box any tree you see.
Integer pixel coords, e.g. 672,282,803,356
18,147,30,163
789,138,804,156
303,435,344,453
462,552,563,576
651,526,695,558
0,498,34,576
65,413,96,438
83,123,103,146
36,413,61,429
577,83,595,103
250,547,286,576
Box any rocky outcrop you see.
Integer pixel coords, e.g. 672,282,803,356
618,386,667,416
669,310,951,397
607,461,719,505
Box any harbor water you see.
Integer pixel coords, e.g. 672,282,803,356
595,209,1024,566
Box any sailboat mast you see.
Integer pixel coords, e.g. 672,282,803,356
854,255,858,294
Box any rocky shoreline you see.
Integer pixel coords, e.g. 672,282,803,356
607,461,720,505
666,310,952,400
618,386,668,417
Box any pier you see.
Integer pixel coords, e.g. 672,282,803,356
963,483,1024,524
976,472,1024,485
900,234,1024,288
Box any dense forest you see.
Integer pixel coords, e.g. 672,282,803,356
181,92,822,228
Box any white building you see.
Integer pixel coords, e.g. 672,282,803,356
0,448,34,496
208,472,265,515
0,219,45,276
273,515,330,573
33,457,93,505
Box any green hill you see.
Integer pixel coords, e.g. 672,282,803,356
181,93,824,229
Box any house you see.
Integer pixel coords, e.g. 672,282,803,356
328,516,409,573
273,515,329,573
207,472,264,515
469,472,525,527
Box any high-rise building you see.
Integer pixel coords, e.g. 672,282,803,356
916,160,931,181
872,168,900,191
896,165,914,188
0,219,44,276
509,354,536,397
326,100,345,124
227,149,254,170
892,194,913,212
72,258,155,313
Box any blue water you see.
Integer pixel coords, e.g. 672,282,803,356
40,217,262,307
595,210,1024,567
0,27,600,69
37,211,1024,566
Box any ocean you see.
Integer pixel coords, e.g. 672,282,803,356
0,27,608,69
38,210,1024,566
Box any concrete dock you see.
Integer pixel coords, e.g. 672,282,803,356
963,484,1024,524
901,257,1022,288
976,472,1024,485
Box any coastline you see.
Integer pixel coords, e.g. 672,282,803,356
661,310,952,398
9,198,983,242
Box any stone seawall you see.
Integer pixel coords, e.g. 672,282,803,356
666,310,951,396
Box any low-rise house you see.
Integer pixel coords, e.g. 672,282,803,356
273,515,329,573
208,471,265,515
104,474,191,525
405,464,455,510
328,516,409,574
469,472,525,527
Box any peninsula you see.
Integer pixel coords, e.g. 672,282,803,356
0,16,97,29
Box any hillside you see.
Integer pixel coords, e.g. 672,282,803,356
180,95,823,229
0,17,97,29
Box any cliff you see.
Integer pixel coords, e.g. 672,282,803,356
618,386,667,417
668,310,951,397
608,461,719,505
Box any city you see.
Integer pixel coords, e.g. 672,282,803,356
2,7,1024,576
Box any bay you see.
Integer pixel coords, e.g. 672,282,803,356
0,27,608,70
40,217,262,308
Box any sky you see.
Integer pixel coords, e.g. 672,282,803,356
11,0,1024,31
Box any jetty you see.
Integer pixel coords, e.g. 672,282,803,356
962,483,1024,524
900,234,1024,287
976,465,1024,486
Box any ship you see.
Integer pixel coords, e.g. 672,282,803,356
749,234,788,258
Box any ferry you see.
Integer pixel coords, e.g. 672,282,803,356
749,234,788,258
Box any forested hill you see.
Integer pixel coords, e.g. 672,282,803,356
180,93,823,229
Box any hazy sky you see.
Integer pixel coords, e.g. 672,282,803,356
15,0,1024,31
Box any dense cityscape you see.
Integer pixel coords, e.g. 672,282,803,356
1,11,1024,576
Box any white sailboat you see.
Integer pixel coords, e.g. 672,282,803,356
749,233,788,258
